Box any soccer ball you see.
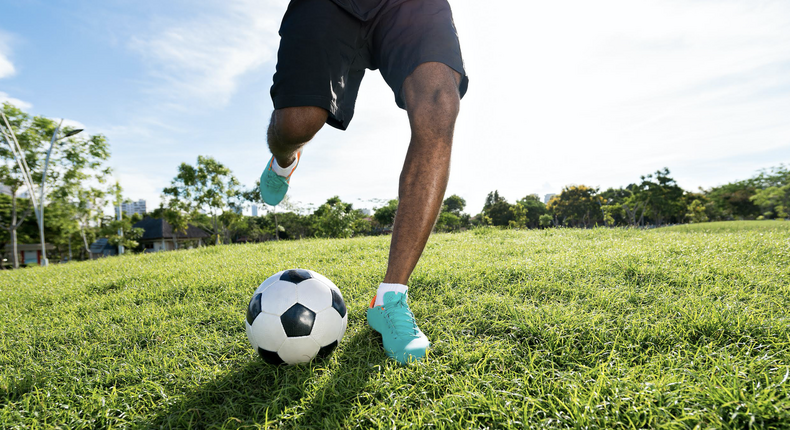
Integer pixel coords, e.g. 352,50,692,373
245,269,348,365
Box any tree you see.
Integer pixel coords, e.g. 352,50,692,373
601,204,625,227
633,168,685,226
508,201,528,228
162,155,241,245
1,103,111,266
516,194,547,228
1,104,46,268
751,184,790,219
538,214,553,228
373,199,398,228
481,190,513,226
101,216,144,251
686,199,709,223
435,194,470,232
442,194,466,215
599,188,632,227
312,196,363,238
435,211,462,232
546,185,602,228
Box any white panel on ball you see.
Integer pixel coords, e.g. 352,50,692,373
251,313,287,352
256,270,285,294
296,280,332,313
311,309,343,346
339,317,348,341
278,337,320,365
312,271,337,289
260,282,298,316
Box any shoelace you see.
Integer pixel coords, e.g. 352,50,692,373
265,172,288,191
384,294,419,337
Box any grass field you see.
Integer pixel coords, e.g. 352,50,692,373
2,221,789,429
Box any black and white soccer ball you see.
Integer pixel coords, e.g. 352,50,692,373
245,269,348,365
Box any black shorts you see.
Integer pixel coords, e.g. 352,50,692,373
271,0,469,130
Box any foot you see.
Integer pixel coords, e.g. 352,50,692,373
367,291,430,364
259,152,301,206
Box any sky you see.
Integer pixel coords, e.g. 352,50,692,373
1,0,789,215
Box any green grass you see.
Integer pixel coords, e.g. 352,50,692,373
662,220,790,233
1,222,789,429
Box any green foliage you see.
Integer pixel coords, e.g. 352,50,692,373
1,223,789,427
162,155,242,245
634,168,685,226
751,184,790,219
482,190,513,227
1,103,112,267
538,213,553,228
312,196,367,239
546,185,602,228
373,199,398,228
442,194,466,215
685,199,709,224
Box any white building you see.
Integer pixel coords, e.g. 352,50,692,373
252,204,258,217
544,193,557,204
117,199,147,217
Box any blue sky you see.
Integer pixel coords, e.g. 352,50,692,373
2,0,790,215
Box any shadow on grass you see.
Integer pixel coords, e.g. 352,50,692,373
148,329,384,429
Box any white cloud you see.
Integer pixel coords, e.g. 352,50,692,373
129,0,287,107
0,92,32,110
0,32,14,79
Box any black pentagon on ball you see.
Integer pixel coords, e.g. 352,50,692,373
281,303,316,337
331,289,347,318
317,340,338,359
258,347,284,365
279,269,313,284
246,293,262,325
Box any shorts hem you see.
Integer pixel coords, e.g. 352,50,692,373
272,95,350,130
393,58,469,110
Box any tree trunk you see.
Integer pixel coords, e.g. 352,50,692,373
10,188,19,269
80,226,90,255
213,215,220,245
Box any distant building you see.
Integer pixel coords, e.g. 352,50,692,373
544,193,557,204
252,204,258,217
133,217,210,252
89,238,118,259
117,199,147,217
3,243,55,266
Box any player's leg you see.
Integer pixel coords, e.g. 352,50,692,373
267,106,328,168
366,0,468,364
384,62,461,285
261,0,366,206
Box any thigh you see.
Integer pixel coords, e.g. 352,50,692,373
371,0,469,109
271,0,367,130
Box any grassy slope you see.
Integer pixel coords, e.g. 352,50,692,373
1,222,789,429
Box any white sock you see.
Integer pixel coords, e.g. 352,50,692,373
375,283,408,306
272,155,298,177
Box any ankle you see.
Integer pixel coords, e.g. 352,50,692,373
272,154,298,176
375,283,407,306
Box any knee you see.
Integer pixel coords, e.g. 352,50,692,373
407,84,460,128
404,74,461,125
269,107,328,147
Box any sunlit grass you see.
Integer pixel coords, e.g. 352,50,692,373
1,223,789,428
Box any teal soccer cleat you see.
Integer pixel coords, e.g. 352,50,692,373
259,152,300,206
367,291,430,364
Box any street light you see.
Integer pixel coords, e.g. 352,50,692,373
38,121,83,266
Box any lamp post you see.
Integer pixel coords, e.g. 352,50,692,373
38,121,83,266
